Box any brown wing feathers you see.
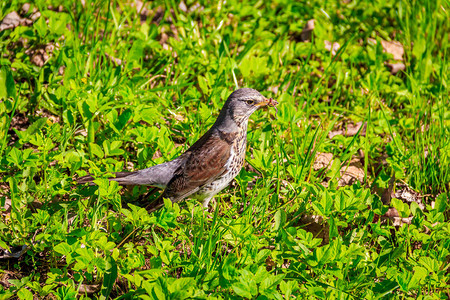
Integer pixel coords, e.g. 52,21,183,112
161,134,231,202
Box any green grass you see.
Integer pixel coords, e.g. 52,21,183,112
0,0,449,298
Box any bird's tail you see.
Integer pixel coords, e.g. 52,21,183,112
76,172,141,185
76,158,183,188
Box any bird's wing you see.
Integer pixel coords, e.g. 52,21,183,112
161,133,232,202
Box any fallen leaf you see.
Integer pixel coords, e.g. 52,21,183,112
31,51,47,67
0,11,31,31
338,164,365,186
346,121,367,136
78,284,100,294
384,208,413,226
133,0,150,20
179,1,188,12
324,40,340,56
328,121,366,139
368,38,404,61
386,62,406,75
313,152,333,171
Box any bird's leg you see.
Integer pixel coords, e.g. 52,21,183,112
202,197,212,209
201,197,217,219
136,187,159,203
145,195,165,213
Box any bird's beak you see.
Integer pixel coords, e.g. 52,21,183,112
256,97,278,108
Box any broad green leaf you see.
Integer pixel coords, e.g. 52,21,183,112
7,147,22,167
232,282,253,298
89,143,104,158
34,16,47,37
0,66,16,100
100,256,118,300
54,242,71,256
434,193,448,213
17,288,33,300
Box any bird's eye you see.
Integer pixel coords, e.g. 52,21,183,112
246,100,254,105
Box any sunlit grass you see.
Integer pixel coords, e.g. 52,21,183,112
0,0,449,298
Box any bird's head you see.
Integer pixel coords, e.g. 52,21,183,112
222,88,278,126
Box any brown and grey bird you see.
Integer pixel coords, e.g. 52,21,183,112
77,88,278,211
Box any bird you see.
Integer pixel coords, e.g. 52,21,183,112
77,88,278,211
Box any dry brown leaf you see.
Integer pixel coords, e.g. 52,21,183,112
385,207,399,218
313,152,333,171
179,1,188,12
328,129,344,139
380,40,404,60
338,164,365,186
324,40,340,56
328,121,366,139
2,197,11,217
368,38,404,61
393,217,413,226
393,184,425,210
21,3,31,14
387,62,406,75
30,51,48,67
78,284,100,294
0,11,32,31
384,208,413,226
346,121,367,136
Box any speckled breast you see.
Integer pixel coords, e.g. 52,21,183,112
196,134,247,198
